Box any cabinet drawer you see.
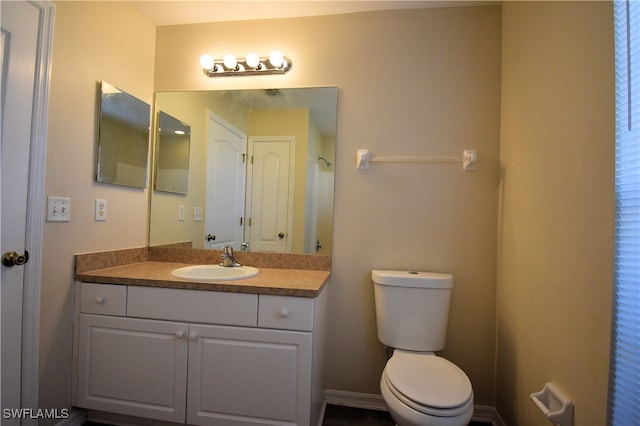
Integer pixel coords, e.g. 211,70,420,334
80,283,127,316
258,295,314,331
127,286,258,327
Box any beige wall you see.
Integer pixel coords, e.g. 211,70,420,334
155,6,502,404
498,2,614,425
41,1,155,418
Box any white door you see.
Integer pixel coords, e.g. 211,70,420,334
204,112,246,250
246,137,295,253
1,1,52,420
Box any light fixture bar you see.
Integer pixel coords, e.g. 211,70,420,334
200,52,292,77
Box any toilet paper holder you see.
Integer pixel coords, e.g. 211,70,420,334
530,382,574,426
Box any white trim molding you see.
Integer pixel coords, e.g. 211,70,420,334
21,1,55,423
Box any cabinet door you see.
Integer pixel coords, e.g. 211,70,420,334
76,314,189,423
187,324,312,426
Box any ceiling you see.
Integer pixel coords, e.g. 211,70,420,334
131,1,494,26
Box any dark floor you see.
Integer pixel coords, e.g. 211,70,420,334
86,405,490,425
322,404,490,425
322,404,396,425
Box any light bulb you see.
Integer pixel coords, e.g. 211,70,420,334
269,51,284,68
200,54,214,70
223,54,237,70
246,52,260,69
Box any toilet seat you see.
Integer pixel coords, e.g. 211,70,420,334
383,350,473,417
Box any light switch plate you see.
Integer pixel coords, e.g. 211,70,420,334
47,196,71,222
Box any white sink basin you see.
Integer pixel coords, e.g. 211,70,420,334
171,265,259,281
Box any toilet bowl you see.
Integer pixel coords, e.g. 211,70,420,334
380,350,473,426
371,270,474,426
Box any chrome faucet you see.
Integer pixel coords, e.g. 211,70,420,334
220,246,241,267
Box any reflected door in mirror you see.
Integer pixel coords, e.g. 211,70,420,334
246,136,295,253
205,113,246,250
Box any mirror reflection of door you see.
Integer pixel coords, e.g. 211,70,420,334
205,112,246,250
246,136,295,253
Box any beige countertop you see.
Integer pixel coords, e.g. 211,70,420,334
75,261,330,297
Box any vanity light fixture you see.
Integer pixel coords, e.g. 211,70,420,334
200,51,292,77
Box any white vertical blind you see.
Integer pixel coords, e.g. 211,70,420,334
610,1,640,424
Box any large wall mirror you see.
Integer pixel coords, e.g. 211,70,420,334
149,87,337,255
96,81,150,188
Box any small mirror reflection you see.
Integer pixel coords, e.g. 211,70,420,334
155,111,190,194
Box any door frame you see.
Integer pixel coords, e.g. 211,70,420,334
1,0,55,415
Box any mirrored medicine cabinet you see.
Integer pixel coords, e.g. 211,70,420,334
96,81,150,189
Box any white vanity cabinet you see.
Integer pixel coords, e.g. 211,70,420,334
74,282,327,426
76,314,189,423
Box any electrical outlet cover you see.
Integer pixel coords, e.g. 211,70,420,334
95,199,107,221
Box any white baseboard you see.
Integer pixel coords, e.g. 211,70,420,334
324,389,506,425
472,404,506,425
325,389,388,411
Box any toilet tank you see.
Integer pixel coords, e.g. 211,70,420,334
372,270,453,351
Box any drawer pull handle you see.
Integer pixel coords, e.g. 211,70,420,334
279,309,289,318
95,297,105,305
176,330,185,338
188,332,198,341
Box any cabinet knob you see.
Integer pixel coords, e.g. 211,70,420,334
95,297,105,305
279,309,289,318
188,332,198,341
176,330,185,338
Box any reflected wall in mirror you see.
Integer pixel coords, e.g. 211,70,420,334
96,81,150,188
149,87,337,255
155,111,190,194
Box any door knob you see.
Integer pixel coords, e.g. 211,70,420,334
278,232,285,239
2,250,29,267
206,234,216,241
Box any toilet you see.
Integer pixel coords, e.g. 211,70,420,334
372,270,474,426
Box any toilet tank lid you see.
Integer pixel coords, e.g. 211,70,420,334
372,270,453,288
